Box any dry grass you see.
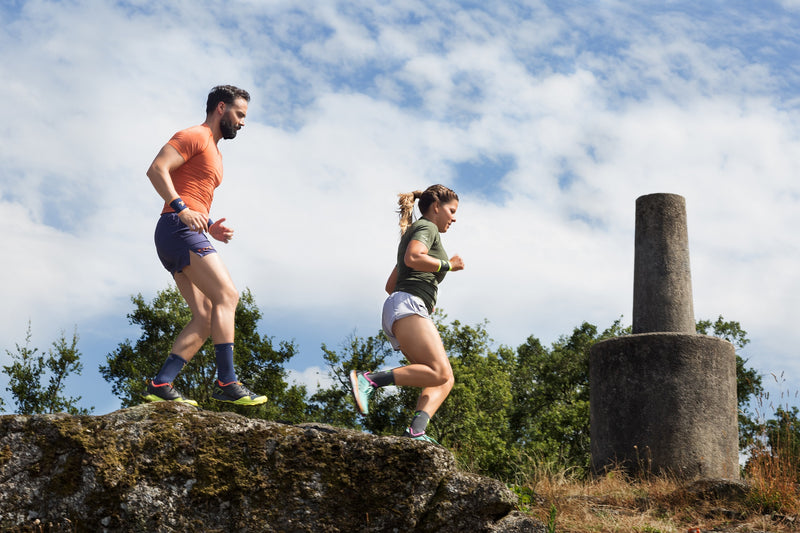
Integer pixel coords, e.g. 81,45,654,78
511,381,800,532
514,462,799,533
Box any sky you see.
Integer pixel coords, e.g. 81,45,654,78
1,0,798,417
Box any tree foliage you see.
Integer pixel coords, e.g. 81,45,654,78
311,313,765,480
99,285,305,422
2,322,91,415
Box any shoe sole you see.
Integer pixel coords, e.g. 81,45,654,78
211,395,268,406
349,370,368,415
142,394,199,408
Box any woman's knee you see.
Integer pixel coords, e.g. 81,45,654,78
433,363,454,388
443,369,455,390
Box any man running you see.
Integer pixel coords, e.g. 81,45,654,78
143,85,266,407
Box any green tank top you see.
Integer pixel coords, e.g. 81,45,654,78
394,218,448,313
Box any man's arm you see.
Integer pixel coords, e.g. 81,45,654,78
146,144,209,233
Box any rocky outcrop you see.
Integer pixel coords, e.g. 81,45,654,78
0,403,542,532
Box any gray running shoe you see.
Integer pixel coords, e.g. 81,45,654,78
211,381,267,406
142,381,199,407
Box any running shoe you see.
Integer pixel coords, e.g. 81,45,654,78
142,381,199,407
211,381,268,406
349,370,375,415
403,428,439,444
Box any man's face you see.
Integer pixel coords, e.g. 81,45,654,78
220,97,248,140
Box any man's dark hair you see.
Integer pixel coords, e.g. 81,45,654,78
206,85,250,114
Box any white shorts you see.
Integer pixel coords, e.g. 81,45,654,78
382,291,430,350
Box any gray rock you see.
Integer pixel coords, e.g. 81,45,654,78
0,403,543,532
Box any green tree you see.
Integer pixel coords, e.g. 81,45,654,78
99,286,305,422
433,316,515,476
509,320,628,472
3,322,92,415
744,405,800,489
764,406,800,471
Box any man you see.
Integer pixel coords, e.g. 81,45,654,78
144,85,266,407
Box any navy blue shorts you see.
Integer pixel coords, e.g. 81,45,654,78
154,213,216,275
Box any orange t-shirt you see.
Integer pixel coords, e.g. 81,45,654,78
160,124,223,217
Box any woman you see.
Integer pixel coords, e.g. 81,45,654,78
350,184,464,442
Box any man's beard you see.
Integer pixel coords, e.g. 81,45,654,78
220,118,238,139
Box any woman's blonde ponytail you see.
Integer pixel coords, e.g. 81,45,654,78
397,190,423,236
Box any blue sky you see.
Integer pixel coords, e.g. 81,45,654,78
1,0,799,416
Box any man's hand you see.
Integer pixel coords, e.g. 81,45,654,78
209,218,234,243
177,208,210,233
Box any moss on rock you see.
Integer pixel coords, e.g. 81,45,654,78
0,403,542,532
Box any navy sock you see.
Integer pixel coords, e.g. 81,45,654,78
409,410,431,436
368,369,395,388
153,353,188,385
215,343,237,384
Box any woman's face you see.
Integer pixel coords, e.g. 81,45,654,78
430,199,458,233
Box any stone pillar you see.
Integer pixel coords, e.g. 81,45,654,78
633,194,695,334
590,193,739,479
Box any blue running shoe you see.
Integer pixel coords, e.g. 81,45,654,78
349,370,375,415
403,428,439,444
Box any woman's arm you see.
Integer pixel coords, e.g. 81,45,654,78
404,240,464,272
385,266,398,294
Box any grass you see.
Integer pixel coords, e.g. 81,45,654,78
513,464,798,533
510,434,799,533
509,378,800,532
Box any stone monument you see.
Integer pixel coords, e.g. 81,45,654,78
590,193,739,479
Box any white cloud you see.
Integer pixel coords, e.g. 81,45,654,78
286,366,334,393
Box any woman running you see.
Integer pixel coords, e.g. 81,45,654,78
350,184,464,442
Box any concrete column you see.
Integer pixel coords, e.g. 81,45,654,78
590,333,739,479
590,193,739,479
633,193,695,334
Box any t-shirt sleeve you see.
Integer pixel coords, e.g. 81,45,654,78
167,129,203,162
408,222,436,250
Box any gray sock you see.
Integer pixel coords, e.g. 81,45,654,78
368,369,395,388
409,410,431,435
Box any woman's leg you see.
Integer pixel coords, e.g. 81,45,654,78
391,314,454,417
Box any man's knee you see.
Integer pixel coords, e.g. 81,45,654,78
219,284,239,309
